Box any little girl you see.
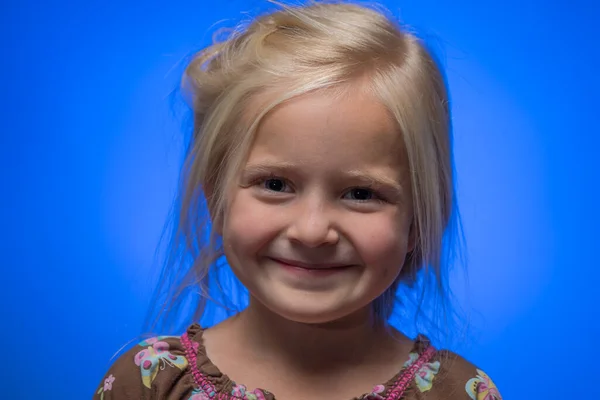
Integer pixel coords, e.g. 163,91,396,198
94,2,502,399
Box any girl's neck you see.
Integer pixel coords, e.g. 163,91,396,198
213,297,409,374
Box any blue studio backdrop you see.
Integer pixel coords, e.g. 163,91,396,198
1,0,598,398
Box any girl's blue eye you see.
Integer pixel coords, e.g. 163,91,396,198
264,178,286,192
345,188,374,201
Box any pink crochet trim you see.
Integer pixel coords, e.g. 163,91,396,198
385,345,437,400
181,332,230,399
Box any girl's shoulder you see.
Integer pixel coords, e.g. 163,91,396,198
93,324,206,400
402,335,503,400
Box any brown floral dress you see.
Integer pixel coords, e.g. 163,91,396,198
94,324,502,400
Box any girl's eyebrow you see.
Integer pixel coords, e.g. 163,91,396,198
344,170,403,189
241,161,297,176
241,162,405,195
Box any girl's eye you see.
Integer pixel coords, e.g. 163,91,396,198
264,178,287,192
344,188,377,201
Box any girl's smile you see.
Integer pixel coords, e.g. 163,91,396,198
268,256,356,277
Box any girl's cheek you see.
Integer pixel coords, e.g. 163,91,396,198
225,193,284,243
352,218,409,260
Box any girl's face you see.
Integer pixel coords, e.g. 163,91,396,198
220,88,415,324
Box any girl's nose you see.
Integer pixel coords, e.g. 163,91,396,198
286,200,340,248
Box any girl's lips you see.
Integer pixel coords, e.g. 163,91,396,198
269,257,354,276
269,257,351,270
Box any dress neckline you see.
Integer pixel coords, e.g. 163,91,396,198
181,323,436,400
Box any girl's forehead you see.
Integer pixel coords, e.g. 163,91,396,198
244,89,408,178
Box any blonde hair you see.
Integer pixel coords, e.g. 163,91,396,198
147,0,463,339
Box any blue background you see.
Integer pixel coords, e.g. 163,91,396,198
2,0,598,398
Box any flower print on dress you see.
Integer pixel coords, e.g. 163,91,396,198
103,374,115,391
361,384,386,400
134,338,189,388
188,388,212,400
466,369,502,400
231,382,268,400
95,374,115,400
402,352,441,392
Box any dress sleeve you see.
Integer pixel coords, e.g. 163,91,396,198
426,350,504,400
92,336,193,400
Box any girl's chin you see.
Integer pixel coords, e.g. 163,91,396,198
253,294,373,326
